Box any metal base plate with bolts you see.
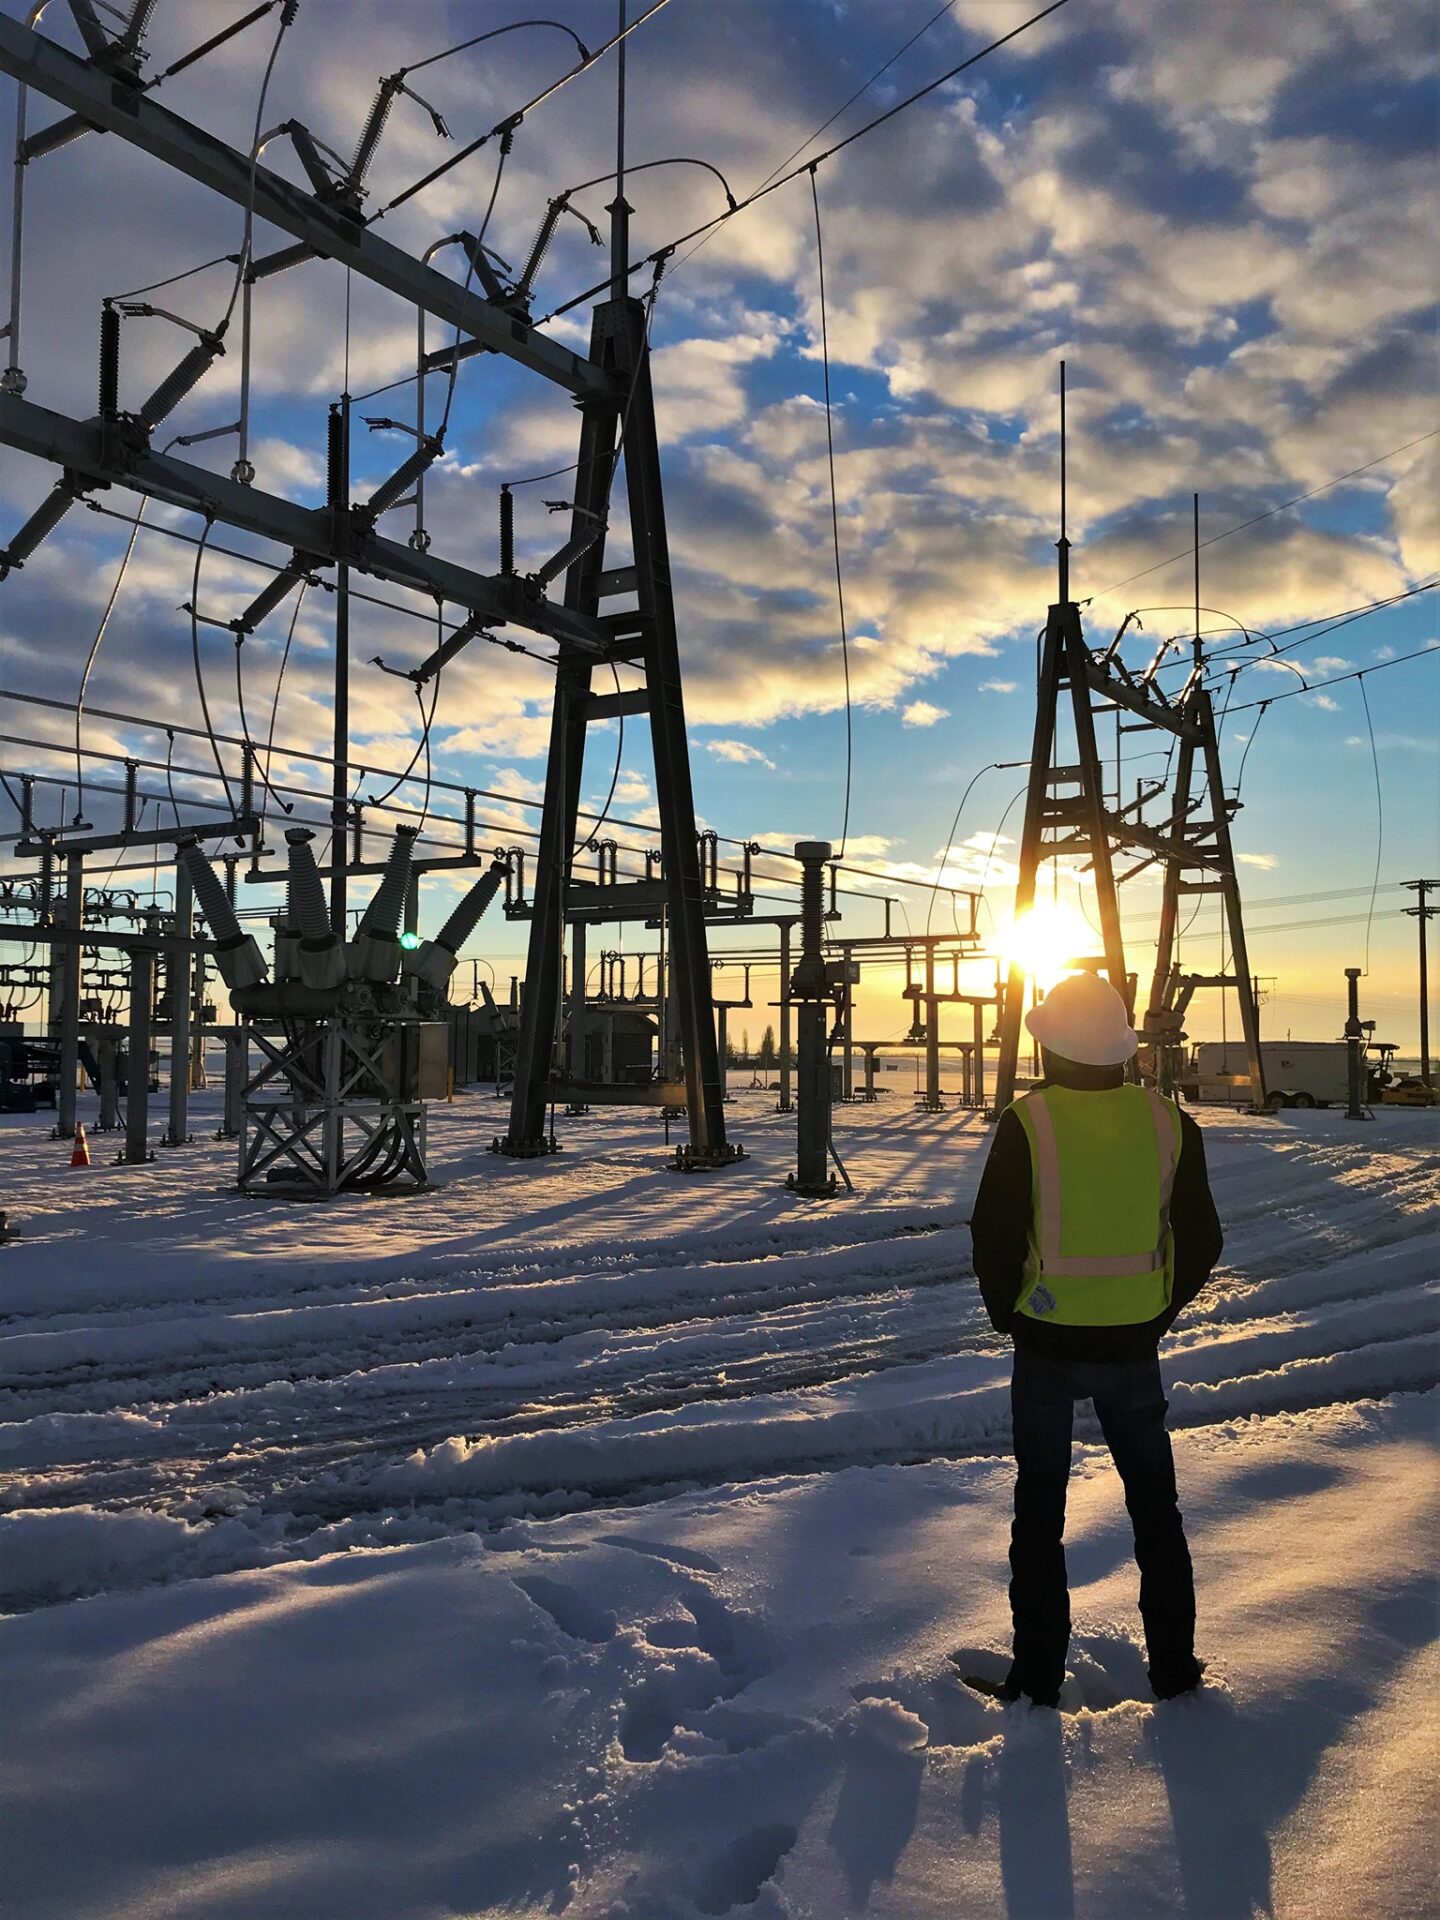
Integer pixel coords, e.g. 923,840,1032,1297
673,1141,747,1173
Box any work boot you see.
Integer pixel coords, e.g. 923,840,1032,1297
961,1662,1060,1709
1149,1656,1205,1701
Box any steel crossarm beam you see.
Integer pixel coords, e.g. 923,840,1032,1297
0,14,610,402
0,391,607,653
1074,811,1223,869
1083,659,1201,741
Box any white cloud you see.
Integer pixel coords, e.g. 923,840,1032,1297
1304,693,1342,711
707,739,777,769
979,679,1018,694
901,701,949,728
1237,852,1280,869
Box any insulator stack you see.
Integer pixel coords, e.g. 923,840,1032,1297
285,829,345,989
0,481,79,576
435,860,508,954
404,859,508,991
21,113,92,164
350,825,419,982
123,0,160,49
284,829,331,941
177,840,267,993
499,486,514,574
99,303,120,416
516,196,568,301
250,241,319,282
348,78,398,188
356,825,419,940
139,333,224,429
232,561,305,636
534,523,604,590
365,439,440,518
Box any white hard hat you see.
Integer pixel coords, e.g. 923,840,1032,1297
1025,969,1138,1066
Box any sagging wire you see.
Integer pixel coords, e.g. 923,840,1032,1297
927,762,1003,936
376,2,671,218
1233,700,1270,797
164,729,180,827
225,0,298,483
676,0,959,278
362,649,445,814
259,578,307,831
1357,675,1384,977
184,518,236,812
573,659,626,861
537,0,1070,326
437,130,513,441
809,165,852,860
72,495,149,826
234,624,292,822
1223,643,1436,715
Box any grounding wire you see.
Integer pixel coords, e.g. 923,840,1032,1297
809,166,852,859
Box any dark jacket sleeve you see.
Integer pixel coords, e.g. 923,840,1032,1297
1161,1109,1224,1329
969,1108,1032,1333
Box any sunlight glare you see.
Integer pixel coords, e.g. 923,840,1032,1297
1001,903,1093,989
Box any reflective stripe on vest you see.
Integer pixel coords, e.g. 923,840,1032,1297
1013,1084,1182,1326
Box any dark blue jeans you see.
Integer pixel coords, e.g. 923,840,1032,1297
1008,1343,1198,1704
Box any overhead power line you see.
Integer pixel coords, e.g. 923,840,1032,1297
1092,428,1440,601
538,0,1071,324
1224,643,1437,715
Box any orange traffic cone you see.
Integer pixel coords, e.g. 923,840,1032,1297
70,1123,91,1169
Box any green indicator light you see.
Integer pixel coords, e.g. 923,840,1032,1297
399,931,422,951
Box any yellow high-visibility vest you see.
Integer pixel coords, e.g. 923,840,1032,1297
1012,1084,1183,1326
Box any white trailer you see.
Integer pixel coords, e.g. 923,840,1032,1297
1183,1041,1355,1109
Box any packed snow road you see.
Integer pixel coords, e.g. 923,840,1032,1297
0,1090,1435,1607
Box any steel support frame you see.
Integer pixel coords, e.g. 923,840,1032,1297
497,296,735,1168
238,1021,427,1194
0,14,606,401
996,602,1157,1111
1143,687,1265,1105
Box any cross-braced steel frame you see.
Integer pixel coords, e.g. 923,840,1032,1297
0,6,733,1168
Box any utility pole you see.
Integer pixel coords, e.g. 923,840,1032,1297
1402,880,1437,1085
328,395,351,934
1343,967,1370,1122
787,840,835,1196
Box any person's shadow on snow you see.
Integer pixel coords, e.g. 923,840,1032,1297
1149,1693,1273,1918
826,1733,925,1907
997,1711,1075,1920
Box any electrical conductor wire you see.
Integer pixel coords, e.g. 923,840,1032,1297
809,166,852,859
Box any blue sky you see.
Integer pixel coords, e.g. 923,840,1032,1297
1,0,1436,1047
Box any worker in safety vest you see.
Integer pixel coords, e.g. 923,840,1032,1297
968,969,1222,1708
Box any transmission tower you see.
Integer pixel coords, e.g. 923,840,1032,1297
993,374,1266,1111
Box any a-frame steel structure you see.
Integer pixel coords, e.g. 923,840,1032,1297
993,387,1266,1111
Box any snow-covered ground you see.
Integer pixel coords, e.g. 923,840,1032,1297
1,1089,1436,1918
